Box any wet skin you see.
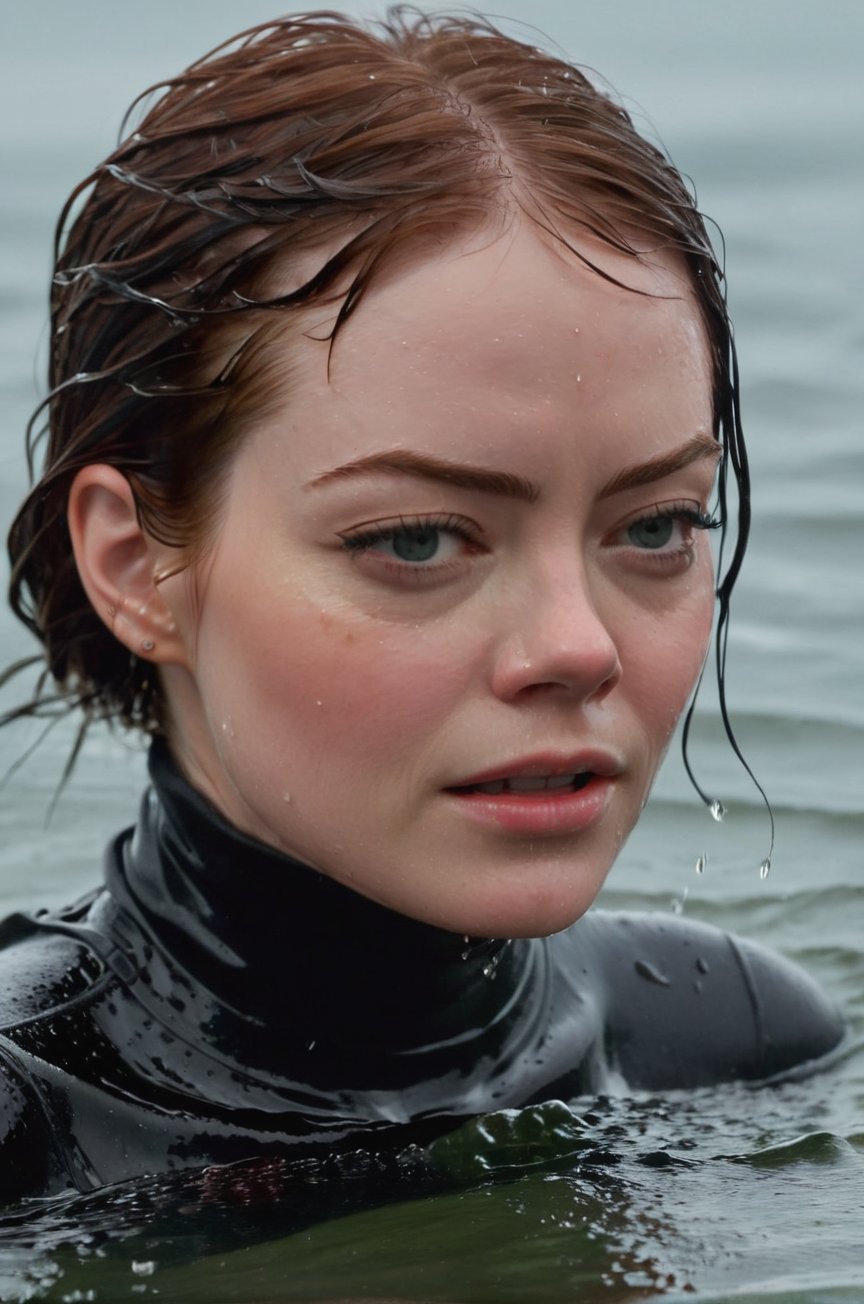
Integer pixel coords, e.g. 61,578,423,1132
96,223,718,938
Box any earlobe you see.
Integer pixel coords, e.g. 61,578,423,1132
67,466,189,667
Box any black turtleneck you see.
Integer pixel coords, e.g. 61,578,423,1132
0,742,844,1204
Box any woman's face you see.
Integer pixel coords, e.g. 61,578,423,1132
159,223,717,938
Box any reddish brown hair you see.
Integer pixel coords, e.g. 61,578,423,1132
5,7,748,743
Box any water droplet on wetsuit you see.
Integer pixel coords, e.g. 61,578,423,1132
634,958,671,987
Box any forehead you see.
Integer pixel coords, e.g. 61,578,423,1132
348,226,700,366
251,223,711,456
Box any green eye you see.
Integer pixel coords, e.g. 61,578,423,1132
390,527,440,562
628,516,675,550
341,513,479,570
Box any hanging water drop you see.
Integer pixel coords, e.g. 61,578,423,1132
671,884,689,915
695,853,707,875
759,858,771,880
709,799,727,823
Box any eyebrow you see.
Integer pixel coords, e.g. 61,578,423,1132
307,433,721,503
308,449,539,502
598,432,721,498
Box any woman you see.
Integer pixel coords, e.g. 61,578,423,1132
0,9,842,1204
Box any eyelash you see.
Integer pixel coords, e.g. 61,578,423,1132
616,501,722,565
339,514,481,559
337,502,722,582
627,501,721,535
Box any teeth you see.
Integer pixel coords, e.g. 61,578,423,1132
508,775,559,791
544,773,578,790
472,773,588,795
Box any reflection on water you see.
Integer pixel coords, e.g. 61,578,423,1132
2,1088,861,1302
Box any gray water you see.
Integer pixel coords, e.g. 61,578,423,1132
0,1,862,1300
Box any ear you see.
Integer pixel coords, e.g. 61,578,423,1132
67,465,190,668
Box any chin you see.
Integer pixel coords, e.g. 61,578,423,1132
421,885,602,941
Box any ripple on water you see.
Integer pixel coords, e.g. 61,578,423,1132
0,1087,860,1302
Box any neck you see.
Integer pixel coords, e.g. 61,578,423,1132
108,741,536,1078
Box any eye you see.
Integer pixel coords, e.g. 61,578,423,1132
607,498,724,576
383,524,450,563
339,513,483,575
609,501,720,567
627,515,679,550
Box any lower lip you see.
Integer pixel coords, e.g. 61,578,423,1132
444,776,615,835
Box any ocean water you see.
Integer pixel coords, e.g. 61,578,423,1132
0,1,862,1300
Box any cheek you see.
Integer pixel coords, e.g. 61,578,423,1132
622,568,715,741
207,594,475,763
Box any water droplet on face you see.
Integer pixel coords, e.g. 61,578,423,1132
282,791,292,804
709,799,727,823
759,858,771,880
695,854,707,875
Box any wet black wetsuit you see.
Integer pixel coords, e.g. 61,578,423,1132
0,742,843,1205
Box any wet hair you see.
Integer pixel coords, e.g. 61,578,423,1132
4,6,752,816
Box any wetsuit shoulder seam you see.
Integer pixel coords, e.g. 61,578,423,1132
724,931,767,1068
0,1034,80,1191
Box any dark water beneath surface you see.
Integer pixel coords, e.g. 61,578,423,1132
2,1086,861,1302
1,1,863,1299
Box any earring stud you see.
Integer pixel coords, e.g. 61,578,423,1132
141,638,155,653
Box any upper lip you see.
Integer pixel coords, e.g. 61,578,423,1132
447,750,622,789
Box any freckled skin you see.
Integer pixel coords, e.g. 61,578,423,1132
156,223,717,939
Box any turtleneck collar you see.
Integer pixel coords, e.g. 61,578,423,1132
105,741,539,1078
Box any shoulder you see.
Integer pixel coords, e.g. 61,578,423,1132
0,908,110,1203
554,910,844,1090
0,909,104,1027
0,1034,66,1203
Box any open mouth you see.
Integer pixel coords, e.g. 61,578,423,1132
451,772,595,796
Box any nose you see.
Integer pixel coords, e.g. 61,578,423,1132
490,564,622,705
